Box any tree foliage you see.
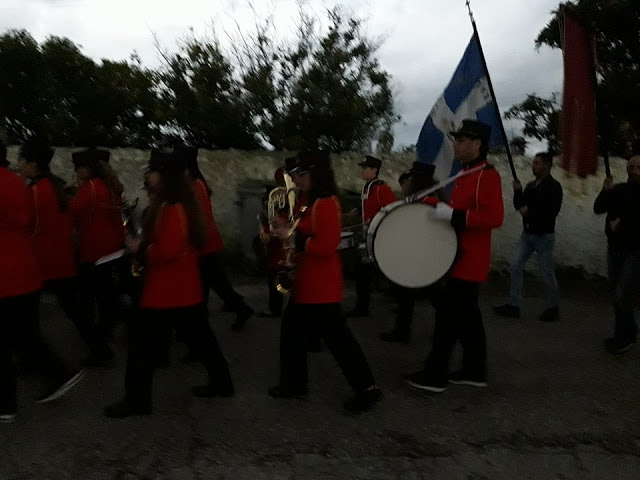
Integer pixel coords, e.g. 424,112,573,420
505,93,561,153
0,6,398,151
509,0,640,156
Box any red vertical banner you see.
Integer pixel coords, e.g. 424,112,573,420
562,12,598,177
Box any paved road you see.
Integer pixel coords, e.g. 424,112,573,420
2,276,639,479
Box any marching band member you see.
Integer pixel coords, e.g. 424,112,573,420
257,167,288,318
175,146,255,331
346,156,397,318
68,149,125,365
1,142,83,423
406,120,504,393
105,151,233,418
268,151,383,413
379,162,443,344
17,140,112,364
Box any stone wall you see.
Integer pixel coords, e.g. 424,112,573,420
7,147,622,277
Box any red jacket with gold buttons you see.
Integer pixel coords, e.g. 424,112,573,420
362,179,397,224
294,195,343,304
0,167,42,298
194,179,224,255
448,160,504,283
140,203,203,309
30,177,77,281
69,178,125,264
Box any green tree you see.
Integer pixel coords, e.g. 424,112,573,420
156,33,260,149
504,93,561,153
234,6,398,152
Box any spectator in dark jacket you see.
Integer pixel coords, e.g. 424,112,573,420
494,152,563,322
593,155,640,354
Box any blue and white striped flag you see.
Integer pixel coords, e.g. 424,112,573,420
416,34,505,183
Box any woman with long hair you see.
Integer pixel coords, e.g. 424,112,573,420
18,140,110,368
268,151,382,413
105,151,233,418
175,145,254,331
1,142,83,423
68,149,125,365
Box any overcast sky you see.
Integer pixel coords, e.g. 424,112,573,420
1,0,563,152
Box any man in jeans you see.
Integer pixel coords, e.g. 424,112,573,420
593,155,640,354
494,152,563,322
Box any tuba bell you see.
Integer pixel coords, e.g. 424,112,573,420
267,174,300,295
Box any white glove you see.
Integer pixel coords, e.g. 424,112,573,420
434,202,454,222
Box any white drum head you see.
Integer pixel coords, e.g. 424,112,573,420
371,202,457,288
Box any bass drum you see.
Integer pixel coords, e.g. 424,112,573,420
366,200,457,288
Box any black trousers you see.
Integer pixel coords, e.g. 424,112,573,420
279,302,375,392
424,278,486,383
0,291,69,414
392,283,443,335
199,252,246,312
353,259,375,312
78,260,120,342
124,303,232,409
267,269,284,315
44,277,111,358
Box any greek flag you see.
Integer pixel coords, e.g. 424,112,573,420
416,34,505,183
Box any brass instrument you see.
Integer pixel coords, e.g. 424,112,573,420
267,174,301,295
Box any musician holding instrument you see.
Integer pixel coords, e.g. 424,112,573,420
268,151,383,413
175,146,255,331
406,119,504,393
17,140,112,366
68,148,125,366
346,155,397,318
257,167,288,318
105,151,233,418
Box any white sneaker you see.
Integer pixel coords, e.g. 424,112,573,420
0,413,17,424
36,369,86,403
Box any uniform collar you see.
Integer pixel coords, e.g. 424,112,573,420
462,156,486,169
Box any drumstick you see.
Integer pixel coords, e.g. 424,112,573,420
407,164,490,204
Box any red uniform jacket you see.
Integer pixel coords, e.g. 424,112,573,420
362,179,397,224
194,179,224,255
294,196,343,304
69,179,125,264
0,167,42,298
449,160,504,283
30,177,77,281
140,203,203,309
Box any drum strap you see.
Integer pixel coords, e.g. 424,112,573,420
409,164,490,204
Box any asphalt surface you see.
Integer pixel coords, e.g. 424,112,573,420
1,275,639,479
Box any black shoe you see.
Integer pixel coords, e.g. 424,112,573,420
104,400,151,418
539,306,559,322
35,369,86,403
448,370,488,387
378,330,410,344
605,337,635,354
231,305,254,331
191,384,234,398
344,387,383,413
268,385,308,399
493,304,520,318
404,371,447,393
346,308,369,318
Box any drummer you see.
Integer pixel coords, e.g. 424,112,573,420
346,156,397,318
405,119,504,393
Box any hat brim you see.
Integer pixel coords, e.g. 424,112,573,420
450,130,482,140
286,166,310,175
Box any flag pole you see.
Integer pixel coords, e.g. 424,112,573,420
465,0,518,180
